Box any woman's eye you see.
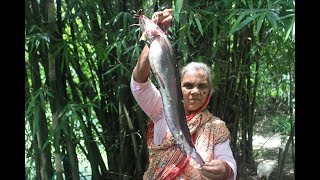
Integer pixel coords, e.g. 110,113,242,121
198,84,207,89
184,83,193,89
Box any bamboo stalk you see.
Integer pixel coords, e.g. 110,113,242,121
123,105,143,177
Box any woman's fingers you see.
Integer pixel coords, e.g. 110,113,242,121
152,9,173,32
162,9,173,17
199,160,227,180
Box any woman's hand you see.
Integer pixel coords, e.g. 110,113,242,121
133,9,173,83
151,9,173,33
199,160,230,180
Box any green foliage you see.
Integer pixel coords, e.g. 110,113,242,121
58,102,98,135
271,116,292,134
25,0,295,179
174,0,184,23
255,115,292,135
228,0,295,38
26,86,53,136
26,25,51,53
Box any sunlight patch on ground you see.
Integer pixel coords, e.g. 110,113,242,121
252,134,285,150
252,133,295,179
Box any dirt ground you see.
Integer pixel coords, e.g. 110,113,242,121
249,133,295,180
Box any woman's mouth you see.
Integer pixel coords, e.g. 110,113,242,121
189,99,199,102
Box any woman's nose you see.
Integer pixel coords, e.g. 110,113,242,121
190,87,200,95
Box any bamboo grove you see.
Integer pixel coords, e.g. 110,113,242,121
25,0,295,179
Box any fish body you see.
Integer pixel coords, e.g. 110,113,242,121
137,13,205,165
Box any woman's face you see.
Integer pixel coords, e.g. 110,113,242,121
181,69,210,115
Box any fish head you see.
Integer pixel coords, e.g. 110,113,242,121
138,14,165,45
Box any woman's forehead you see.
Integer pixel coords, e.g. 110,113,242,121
184,69,206,76
182,69,208,82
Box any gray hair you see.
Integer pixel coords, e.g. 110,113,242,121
180,62,213,94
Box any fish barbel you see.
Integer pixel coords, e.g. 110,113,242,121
136,11,205,165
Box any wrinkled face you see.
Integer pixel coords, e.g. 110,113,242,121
181,69,210,115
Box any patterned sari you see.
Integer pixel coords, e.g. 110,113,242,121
143,109,230,180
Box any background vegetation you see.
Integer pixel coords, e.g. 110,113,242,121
25,0,295,179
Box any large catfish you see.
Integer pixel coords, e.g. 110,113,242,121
136,11,205,165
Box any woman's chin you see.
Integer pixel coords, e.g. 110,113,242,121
185,106,200,113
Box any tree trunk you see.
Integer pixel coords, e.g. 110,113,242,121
46,0,64,179
66,66,108,179
29,49,54,180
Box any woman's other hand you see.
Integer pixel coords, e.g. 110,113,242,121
199,160,230,180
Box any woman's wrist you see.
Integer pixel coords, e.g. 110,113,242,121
221,161,231,179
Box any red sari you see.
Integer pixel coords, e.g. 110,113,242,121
144,109,230,180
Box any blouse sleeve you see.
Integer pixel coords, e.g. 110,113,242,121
130,75,170,145
214,139,237,180
210,119,237,180
130,75,164,122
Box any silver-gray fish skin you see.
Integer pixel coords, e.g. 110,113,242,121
138,14,205,165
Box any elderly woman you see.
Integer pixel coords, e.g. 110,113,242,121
130,9,237,180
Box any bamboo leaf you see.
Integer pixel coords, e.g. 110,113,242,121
194,15,203,36
255,13,265,36
176,0,183,14
284,17,294,42
199,9,214,15
226,10,238,22
174,0,184,22
32,106,40,140
258,0,262,8
187,33,194,46
123,12,127,32
113,12,124,25
189,10,194,25
241,0,246,6
248,0,253,9
238,13,260,31
59,111,70,137
103,64,122,76
58,104,69,119
280,14,294,20
123,46,135,55
266,11,279,30
229,13,246,36
229,13,245,36
105,43,117,59
39,91,47,111
41,138,51,152
25,96,34,119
